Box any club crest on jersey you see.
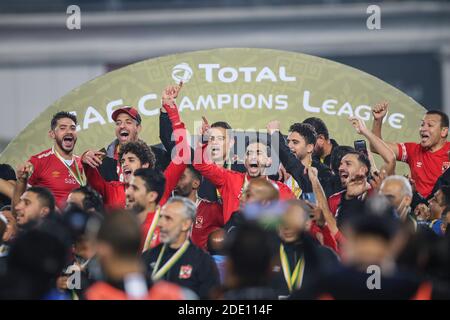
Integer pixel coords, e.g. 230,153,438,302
52,171,60,178
443,162,450,172
179,265,193,279
195,216,203,228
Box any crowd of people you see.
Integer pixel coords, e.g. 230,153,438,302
0,83,449,300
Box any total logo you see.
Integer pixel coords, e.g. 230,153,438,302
171,63,296,84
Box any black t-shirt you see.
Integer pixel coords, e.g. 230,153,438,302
0,164,16,209
142,241,220,299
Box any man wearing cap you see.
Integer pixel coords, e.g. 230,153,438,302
93,106,169,182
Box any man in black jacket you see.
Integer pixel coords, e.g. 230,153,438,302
142,197,220,299
267,121,334,198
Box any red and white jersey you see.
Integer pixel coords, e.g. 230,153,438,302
397,142,450,198
191,198,224,251
28,148,84,209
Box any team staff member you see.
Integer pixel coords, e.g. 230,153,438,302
271,200,339,299
142,197,220,299
82,84,189,210
85,211,190,300
194,137,295,224
174,165,223,251
371,102,450,198
16,112,84,209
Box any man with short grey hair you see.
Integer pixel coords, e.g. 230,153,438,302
142,196,220,299
380,175,416,230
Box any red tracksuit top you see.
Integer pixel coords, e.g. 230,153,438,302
193,144,295,223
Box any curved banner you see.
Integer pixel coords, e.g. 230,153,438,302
1,48,425,174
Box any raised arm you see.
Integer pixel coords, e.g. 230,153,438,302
371,102,399,158
307,166,338,236
160,84,190,204
12,162,33,216
350,116,396,176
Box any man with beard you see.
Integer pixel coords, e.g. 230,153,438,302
173,165,223,251
302,117,339,168
15,112,83,209
81,84,189,210
194,138,294,224
125,168,167,251
371,102,450,198
13,186,56,231
267,121,334,197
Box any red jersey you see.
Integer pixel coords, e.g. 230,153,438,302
194,145,295,223
28,148,84,209
327,190,346,217
191,199,224,251
397,142,450,198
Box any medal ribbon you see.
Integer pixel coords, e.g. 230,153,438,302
142,206,161,252
52,146,86,186
280,244,306,292
151,240,190,281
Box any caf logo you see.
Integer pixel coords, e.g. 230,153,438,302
172,63,193,84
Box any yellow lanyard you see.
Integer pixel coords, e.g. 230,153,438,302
151,240,190,281
142,207,161,252
52,146,85,186
290,178,302,198
280,244,305,292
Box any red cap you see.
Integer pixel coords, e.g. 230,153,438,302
112,107,142,125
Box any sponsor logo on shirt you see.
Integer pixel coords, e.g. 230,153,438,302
416,161,423,168
179,265,193,279
65,177,78,185
195,216,203,229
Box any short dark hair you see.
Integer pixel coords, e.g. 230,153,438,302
70,186,104,213
50,111,77,130
97,210,141,258
344,151,371,176
223,222,275,287
303,117,329,140
133,168,166,204
330,146,355,174
186,165,202,183
119,141,155,168
426,110,449,129
27,186,55,215
211,121,233,138
289,123,317,146
246,134,271,157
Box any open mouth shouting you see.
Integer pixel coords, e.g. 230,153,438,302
118,129,130,142
123,168,132,181
247,162,260,176
62,135,75,150
420,132,430,146
339,170,349,183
